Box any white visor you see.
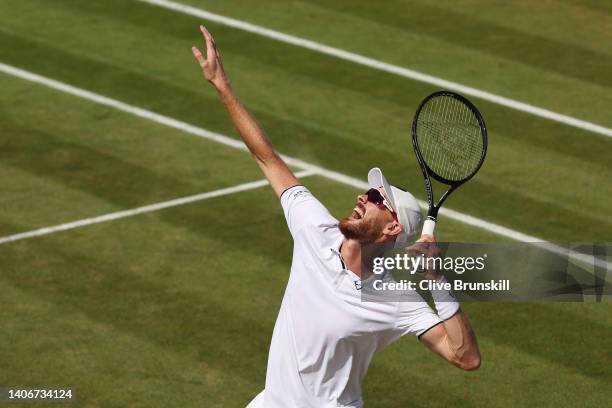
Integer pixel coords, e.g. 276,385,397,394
367,167,423,246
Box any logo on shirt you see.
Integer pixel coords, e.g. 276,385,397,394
354,280,363,290
292,189,308,199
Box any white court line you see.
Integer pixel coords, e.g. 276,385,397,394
135,0,612,140
0,170,315,245
0,62,607,269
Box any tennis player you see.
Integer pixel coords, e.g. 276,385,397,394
192,25,480,408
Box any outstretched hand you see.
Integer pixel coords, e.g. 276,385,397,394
192,25,229,90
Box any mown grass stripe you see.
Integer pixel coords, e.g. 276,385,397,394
0,170,315,245
0,62,608,270
135,0,612,139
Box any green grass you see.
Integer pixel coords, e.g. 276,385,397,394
0,1,610,407
1,0,610,241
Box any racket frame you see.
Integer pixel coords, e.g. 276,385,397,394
411,91,488,228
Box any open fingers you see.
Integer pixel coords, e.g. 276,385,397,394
200,24,216,59
201,25,218,47
191,46,206,66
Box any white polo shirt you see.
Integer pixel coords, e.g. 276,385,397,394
263,186,442,408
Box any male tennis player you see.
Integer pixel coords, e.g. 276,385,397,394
192,25,480,408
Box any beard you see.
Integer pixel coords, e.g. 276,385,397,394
338,214,383,243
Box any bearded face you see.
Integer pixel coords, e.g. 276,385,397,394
338,200,390,243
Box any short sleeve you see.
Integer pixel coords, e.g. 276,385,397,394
280,185,336,238
395,293,442,338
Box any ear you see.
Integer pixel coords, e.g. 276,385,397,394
383,220,402,238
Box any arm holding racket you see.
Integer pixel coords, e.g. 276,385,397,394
409,91,486,370
419,306,481,371
192,25,300,198
412,235,481,371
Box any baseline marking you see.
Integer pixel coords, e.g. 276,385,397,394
135,0,612,139
0,62,607,269
0,170,315,245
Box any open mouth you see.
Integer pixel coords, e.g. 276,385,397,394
353,206,364,219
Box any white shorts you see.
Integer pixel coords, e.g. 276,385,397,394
245,390,264,408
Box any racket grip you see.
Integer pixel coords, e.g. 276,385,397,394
422,218,436,236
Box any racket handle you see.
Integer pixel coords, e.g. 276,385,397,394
422,218,436,236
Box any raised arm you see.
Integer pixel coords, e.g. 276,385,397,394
191,25,300,198
411,236,481,371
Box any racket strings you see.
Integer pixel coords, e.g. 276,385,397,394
416,95,484,182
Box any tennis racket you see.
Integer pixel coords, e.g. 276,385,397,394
411,91,488,236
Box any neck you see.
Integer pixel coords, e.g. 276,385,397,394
340,238,362,276
340,238,392,278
